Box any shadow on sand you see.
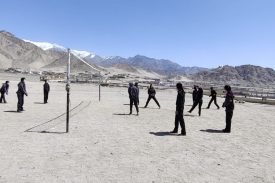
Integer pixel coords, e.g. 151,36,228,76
123,104,130,106
113,113,131,116
25,130,67,134
200,129,224,133
140,107,159,109
4,110,19,113
34,102,45,104
40,131,67,134
184,114,196,117
149,131,177,136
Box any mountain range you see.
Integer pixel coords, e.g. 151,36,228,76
1,30,275,86
192,65,275,86
0,30,207,75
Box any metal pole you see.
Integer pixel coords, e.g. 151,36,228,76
99,71,101,101
66,48,71,133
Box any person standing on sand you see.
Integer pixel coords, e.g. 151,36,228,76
43,80,50,104
170,82,186,136
17,78,28,112
0,81,9,103
222,85,234,133
206,87,220,109
192,85,198,104
188,87,203,116
128,82,139,115
144,84,160,109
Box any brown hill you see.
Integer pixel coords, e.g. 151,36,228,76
192,65,275,86
0,31,102,73
0,31,53,69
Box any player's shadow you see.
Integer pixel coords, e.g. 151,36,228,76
140,107,159,109
34,102,45,104
184,114,196,117
4,110,19,113
149,131,177,136
26,130,67,134
40,131,67,134
200,129,224,133
113,113,131,116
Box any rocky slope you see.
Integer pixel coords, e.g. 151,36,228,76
0,31,53,70
193,65,275,86
1,30,275,86
0,31,102,73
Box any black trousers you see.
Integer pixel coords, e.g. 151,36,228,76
173,110,186,134
207,97,219,108
0,92,6,103
44,91,49,103
17,93,24,111
145,96,160,107
189,100,203,116
225,110,233,132
130,98,139,114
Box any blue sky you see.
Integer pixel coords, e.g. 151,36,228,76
0,0,275,68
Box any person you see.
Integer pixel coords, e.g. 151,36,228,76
17,78,28,112
134,82,139,105
222,85,234,133
192,85,198,104
128,83,139,115
43,80,50,103
170,82,186,136
206,87,220,109
0,81,9,103
188,87,203,116
144,84,160,108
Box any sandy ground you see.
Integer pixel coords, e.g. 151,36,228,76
0,76,274,183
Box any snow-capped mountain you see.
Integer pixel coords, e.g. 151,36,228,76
23,39,66,52
1,30,208,76
24,40,96,59
71,50,96,59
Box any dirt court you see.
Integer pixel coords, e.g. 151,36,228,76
0,76,274,183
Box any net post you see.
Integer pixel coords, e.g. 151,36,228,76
99,71,101,101
66,48,71,133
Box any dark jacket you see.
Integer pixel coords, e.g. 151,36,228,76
135,86,139,98
210,90,217,98
0,83,9,94
223,91,234,111
17,81,27,96
44,83,50,92
148,87,156,97
131,86,139,101
192,89,198,101
128,84,133,98
196,88,203,102
176,90,185,111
